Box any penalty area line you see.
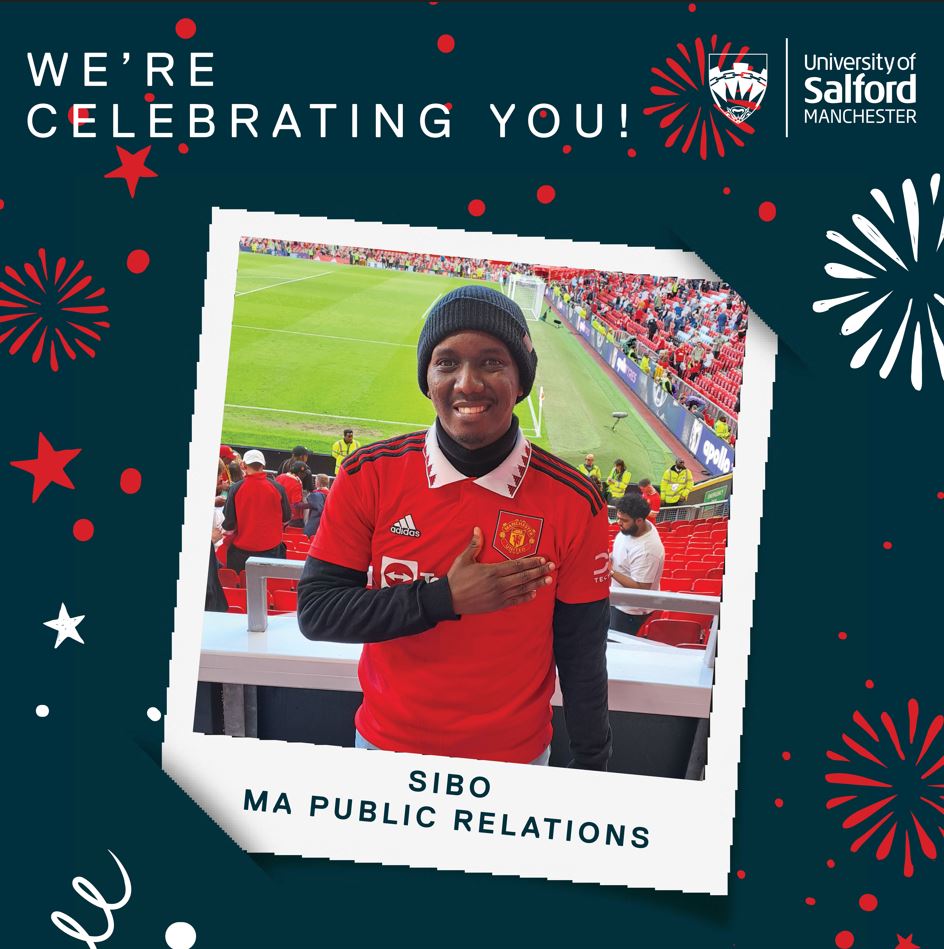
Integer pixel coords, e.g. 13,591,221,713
234,270,335,297
225,403,433,429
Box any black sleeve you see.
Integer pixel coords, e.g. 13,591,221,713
297,556,459,644
553,598,612,771
220,479,242,532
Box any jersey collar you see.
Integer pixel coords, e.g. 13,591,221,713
424,426,532,499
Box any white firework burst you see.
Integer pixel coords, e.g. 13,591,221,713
813,174,944,390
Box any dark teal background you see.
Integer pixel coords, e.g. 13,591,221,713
3,3,940,946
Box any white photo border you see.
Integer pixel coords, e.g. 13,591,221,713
163,209,777,895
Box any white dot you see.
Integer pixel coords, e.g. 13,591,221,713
165,921,197,949
35,704,50,718
147,707,162,722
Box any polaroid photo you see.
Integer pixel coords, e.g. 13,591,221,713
163,209,776,893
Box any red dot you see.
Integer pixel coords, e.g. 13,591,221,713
126,250,150,274
782,751,791,761
835,931,855,949
445,102,453,111
536,185,556,205
722,186,731,195
467,199,486,217
120,468,142,494
937,491,944,499
176,17,197,40
688,2,697,10
758,201,777,222
775,798,784,808
562,144,572,154
827,858,836,868
883,540,893,549
858,894,877,912
144,92,155,103
805,897,816,906
865,679,874,689
437,34,455,53
838,630,848,640
0,199,4,211
627,148,637,158
67,106,90,126
736,869,746,879
539,109,548,119
178,143,190,154
73,519,94,542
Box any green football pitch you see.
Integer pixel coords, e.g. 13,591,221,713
221,254,677,482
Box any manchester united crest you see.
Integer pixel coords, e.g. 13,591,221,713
492,510,544,560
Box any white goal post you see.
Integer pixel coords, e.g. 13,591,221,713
505,274,546,320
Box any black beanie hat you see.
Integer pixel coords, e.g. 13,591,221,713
417,285,538,403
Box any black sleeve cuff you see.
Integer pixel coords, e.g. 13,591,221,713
419,577,459,624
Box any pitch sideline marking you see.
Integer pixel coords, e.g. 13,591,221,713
224,402,537,437
234,270,335,297
232,325,414,348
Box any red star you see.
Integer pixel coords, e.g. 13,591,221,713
10,433,82,502
104,145,158,198
896,936,920,949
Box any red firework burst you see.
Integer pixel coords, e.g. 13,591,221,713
825,698,944,877
643,35,756,159
0,249,109,371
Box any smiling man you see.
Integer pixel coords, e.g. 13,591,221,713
297,284,612,769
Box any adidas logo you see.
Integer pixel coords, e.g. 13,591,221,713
390,514,421,538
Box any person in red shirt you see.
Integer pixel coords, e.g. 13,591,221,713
276,462,306,527
298,285,612,769
221,449,291,573
639,478,661,523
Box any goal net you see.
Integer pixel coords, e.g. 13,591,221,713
506,275,546,320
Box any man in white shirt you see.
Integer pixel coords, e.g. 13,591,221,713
608,493,665,635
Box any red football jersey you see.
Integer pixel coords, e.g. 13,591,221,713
310,427,610,763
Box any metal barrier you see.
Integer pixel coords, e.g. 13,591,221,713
244,557,721,661
655,500,731,523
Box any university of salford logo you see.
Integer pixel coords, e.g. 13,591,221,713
492,511,544,560
709,54,768,125
644,38,765,159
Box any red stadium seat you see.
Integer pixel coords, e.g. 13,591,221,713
692,578,723,596
283,526,304,535
286,549,307,561
267,577,295,595
272,590,298,612
705,567,724,579
224,587,247,611
218,568,240,589
644,619,704,647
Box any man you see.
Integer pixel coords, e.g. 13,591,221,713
331,428,361,474
605,459,631,501
714,416,731,440
609,494,665,636
276,461,307,528
638,478,661,523
221,449,291,573
660,458,695,506
577,453,602,483
280,445,313,491
301,473,331,538
298,285,612,769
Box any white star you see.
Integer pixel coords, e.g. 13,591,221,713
43,603,86,649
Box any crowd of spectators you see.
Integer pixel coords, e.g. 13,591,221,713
239,237,538,283
549,270,746,428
